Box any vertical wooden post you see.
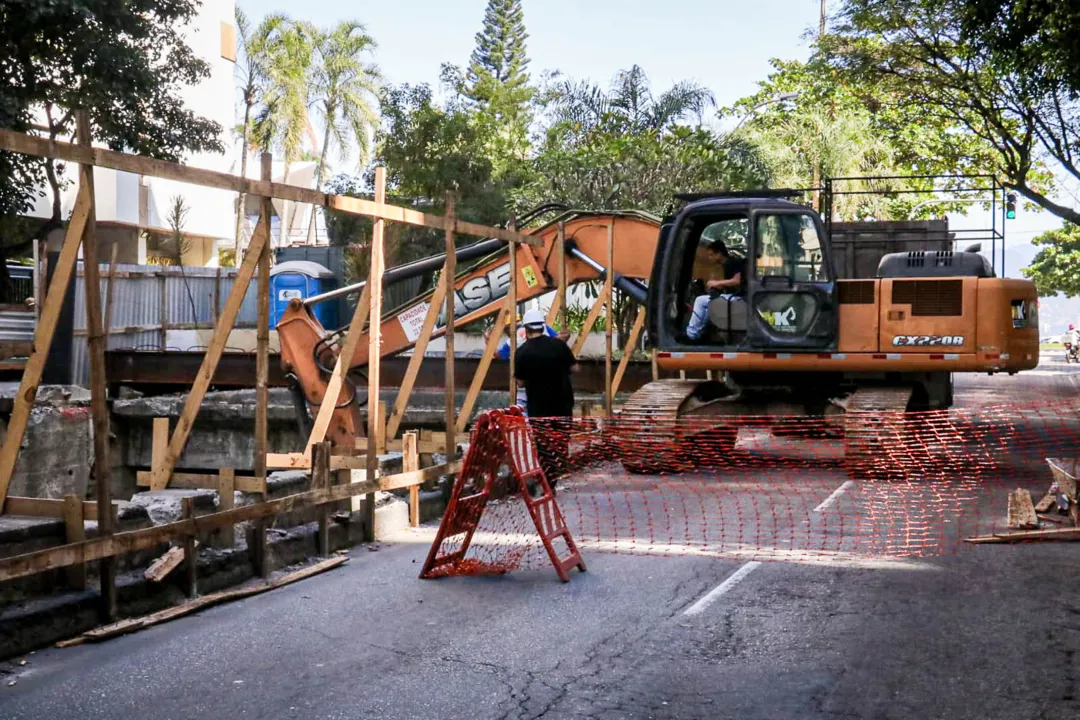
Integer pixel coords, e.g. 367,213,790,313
651,349,659,381
313,441,331,556
508,217,518,407
159,270,168,350
63,494,86,590
443,193,456,469
375,401,387,454
77,111,116,620
558,221,568,334
216,468,235,548
605,220,614,415
403,431,420,527
364,167,387,542
152,417,169,476
252,152,272,578
103,241,119,345
182,496,197,598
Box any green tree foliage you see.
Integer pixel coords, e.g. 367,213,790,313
527,66,767,214
454,0,534,166
824,0,1078,226
1023,223,1080,297
0,0,222,268
305,21,381,242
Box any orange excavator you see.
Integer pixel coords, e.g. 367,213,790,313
276,193,1039,467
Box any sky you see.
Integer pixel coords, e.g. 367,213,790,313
237,0,1070,280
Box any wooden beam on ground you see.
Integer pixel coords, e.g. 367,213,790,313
966,528,1080,543
0,184,92,510
457,298,510,434
571,285,609,358
0,129,540,247
144,546,185,583
385,274,448,440
1007,488,1039,529
605,220,614,416
0,461,461,584
404,431,420,528
612,306,646,397
147,212,271,490
444,193,457,475
62,556,349,647
364,167,387,541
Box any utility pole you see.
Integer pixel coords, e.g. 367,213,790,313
812,0,827,211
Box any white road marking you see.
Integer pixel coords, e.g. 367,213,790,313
814,480,855,512
683,561,761,616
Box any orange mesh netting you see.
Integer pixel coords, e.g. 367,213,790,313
422,401,1080,577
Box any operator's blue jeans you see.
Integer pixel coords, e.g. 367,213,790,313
686,294,743,340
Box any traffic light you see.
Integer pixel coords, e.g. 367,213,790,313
1006,192,1017,219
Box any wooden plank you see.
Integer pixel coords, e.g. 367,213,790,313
385,274,448,440
314,442,331,556
559,221,568,333
612,306,646,397
1007,488,1039,530
1034,493,1056,514
68,556,350,646
63,494,86,590
304,282,371,453
158,271,167,350
151,417,169,476
3,496,66,517
508,219,518,408
605,220,614,416
375,401,387,454
136,471,264,494
572,285,609,357
0,129,540,246
0,460,466,583
403,431,420,528
147,211,271,490
144,546,185,583
457,298,510,433
182,497,197,597
966,528,1080,543
103,240,119,338
254,152,271,486
216,468,235,548
0,184,92,510
444,193,457,474
364,167,387,542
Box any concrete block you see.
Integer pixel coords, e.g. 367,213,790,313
130,488,217,525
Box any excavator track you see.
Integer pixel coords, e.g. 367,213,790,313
842,386,914,479
616,380,713,474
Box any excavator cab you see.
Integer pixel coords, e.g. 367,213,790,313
648,194,838,351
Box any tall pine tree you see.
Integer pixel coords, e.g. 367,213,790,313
462,0,534,161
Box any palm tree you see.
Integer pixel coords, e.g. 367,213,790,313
233,9,290,253
547,64,714,135
305,21,381,244
252,20,315,246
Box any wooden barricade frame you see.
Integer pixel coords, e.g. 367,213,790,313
0,120,539,600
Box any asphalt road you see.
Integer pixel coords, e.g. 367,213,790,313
3,356,1080,720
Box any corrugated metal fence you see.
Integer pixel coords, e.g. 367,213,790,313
72,264,260,385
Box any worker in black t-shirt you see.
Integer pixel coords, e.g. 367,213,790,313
685,239,745,341
514,308,577,487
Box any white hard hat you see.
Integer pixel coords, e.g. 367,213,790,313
522,308,546,328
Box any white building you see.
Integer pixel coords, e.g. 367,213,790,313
30,0,239,267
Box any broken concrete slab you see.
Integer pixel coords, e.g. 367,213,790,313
130,489,217,525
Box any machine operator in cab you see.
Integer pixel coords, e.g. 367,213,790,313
683,238,745,342
513,308,577,488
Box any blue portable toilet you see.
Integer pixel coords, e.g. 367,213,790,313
270,260,339,329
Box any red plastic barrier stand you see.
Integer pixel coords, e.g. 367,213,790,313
420,407,587,583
